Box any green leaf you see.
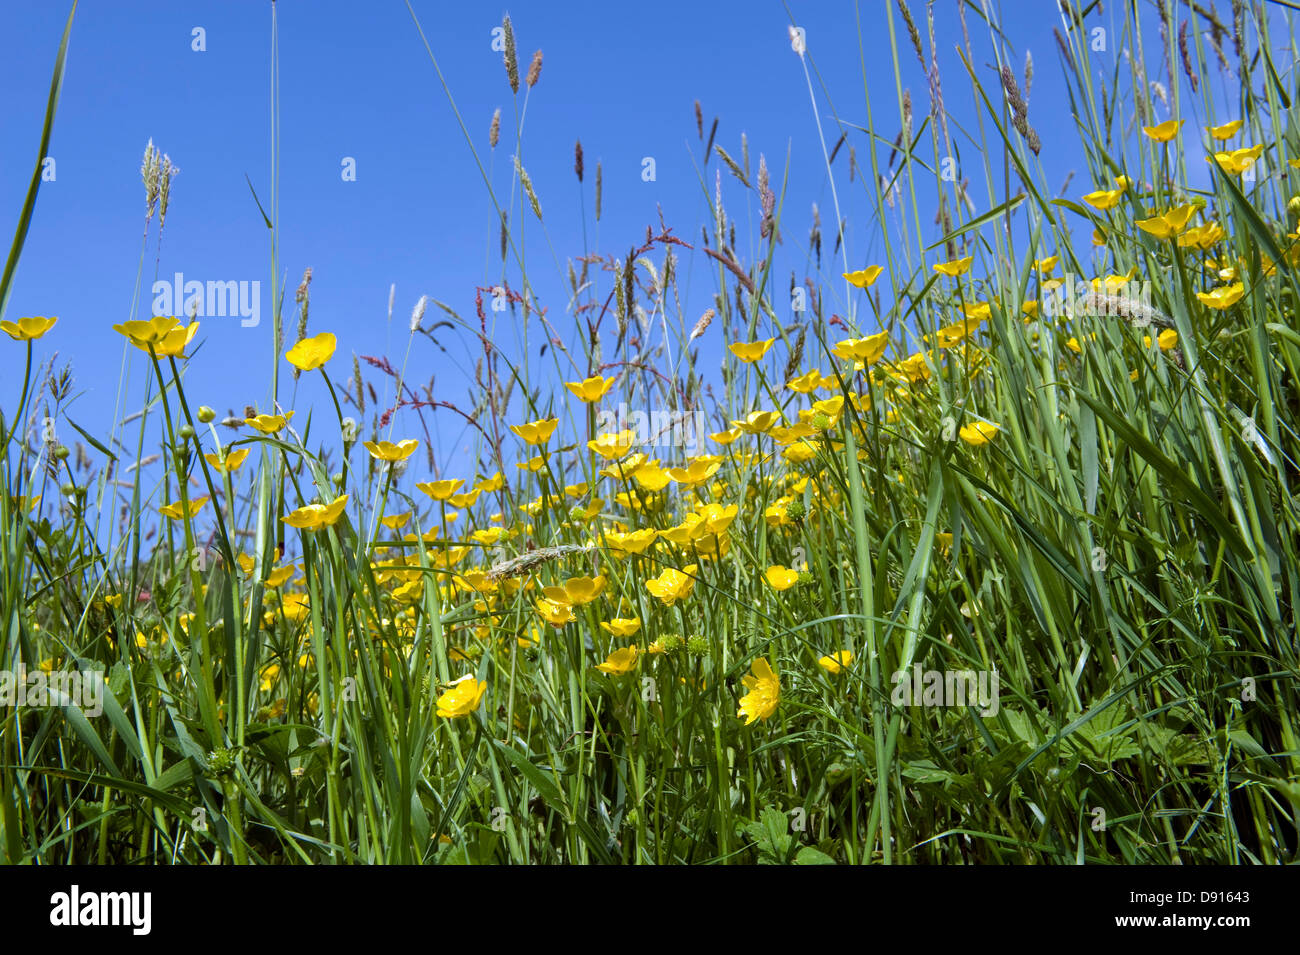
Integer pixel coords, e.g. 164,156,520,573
63,416,117,462
925,193,1026,251
0,2,75,321
1073,389,1253,560
244,173,274,230
492,741,568,815
794,845,837,865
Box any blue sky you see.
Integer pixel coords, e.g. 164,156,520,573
0,1,1230,490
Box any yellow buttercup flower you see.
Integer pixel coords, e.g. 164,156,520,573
535,597,576,627
159,496,209,521
449,489,481,507
933,317,983,349
1207,144,1263,175
510,417,559,446
1143,329,1179,351
263,563,296,588
831,331,890,366
564,374,616,402
282,494,349,530
1142,118,1182,142
1,316,58,341
601,452,648,480
542,575,606,606
154,321,201,358
645,564,698,606
204,448,250,474
1177,222,1226,250
379,511,412,530
1082,188,1122,211
764,565,799,591
817,650,853,674
730,410,780,435
843,265,883,288
810,395,844,427
113,315,180,348
696,502,737,535
1135,203,1197,240
710,427,743,445
258,663,281,692
112,316,198,358
246,411,295,434
363,438,419,462
786,370,825,394
633,462,673,491
932,255,974,277
886,352,932,385
604,528,658,556
600,618,641,638
595,645,639,676
417,479,464,501
1196,282,1245,310
729,338,776,363
783,442,818,463
475,472,505,492
666,458,721,486
285,332,336,371
737,656,780,724
1206,119,1243,141
588,430,637,459
959,420,1000,446
436,675,487,719
1033,255,1059,275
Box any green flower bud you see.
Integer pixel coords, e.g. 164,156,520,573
660,633,685,653
53,445,69,461
178,423,195,440
206,748,237,777
198,405,216,423
686,634,708,656
785,498,806,521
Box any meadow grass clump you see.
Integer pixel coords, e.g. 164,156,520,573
1,1,1298,864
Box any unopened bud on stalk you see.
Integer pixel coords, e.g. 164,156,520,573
198,405,216,423
179,424,195,440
